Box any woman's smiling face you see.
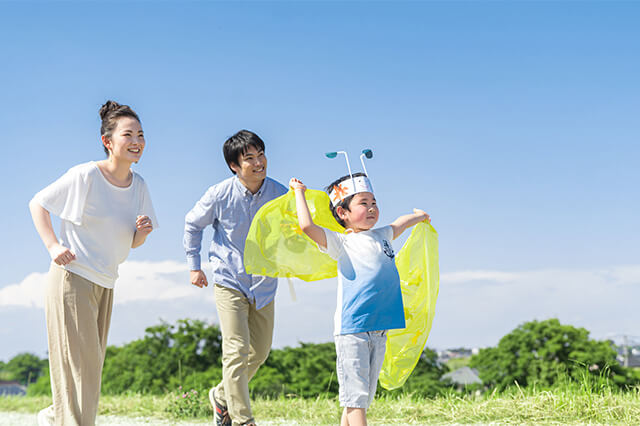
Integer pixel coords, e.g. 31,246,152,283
103,117,145,164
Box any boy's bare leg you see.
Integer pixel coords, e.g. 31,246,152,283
345,407,367,426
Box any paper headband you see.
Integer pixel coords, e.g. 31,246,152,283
326,149,374,207
329,175,374,206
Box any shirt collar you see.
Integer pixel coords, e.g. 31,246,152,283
233,175,266,197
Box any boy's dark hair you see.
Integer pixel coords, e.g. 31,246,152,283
325,172,368,227
223,130,266,174
99,100,140,156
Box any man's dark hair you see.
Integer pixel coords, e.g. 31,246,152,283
325,172,368,227
223,130,266,174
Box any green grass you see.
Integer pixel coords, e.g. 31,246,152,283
2,385,639,425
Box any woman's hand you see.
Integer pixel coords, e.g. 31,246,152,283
136,215,154,236
132,215,154,248
48,243,76,266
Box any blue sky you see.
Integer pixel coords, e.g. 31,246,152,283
1,2,639,361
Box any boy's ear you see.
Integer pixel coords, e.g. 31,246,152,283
229,161,239,174
335,206,348,220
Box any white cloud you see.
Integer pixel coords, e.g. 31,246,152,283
114,261,199,303
428,264,640,350
0,261,199,308
0,272,47,308
2,261,640,361
441,270,520,284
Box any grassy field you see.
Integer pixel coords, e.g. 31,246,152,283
1,384,639,425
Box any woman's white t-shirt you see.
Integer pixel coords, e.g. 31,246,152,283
33,161,158,288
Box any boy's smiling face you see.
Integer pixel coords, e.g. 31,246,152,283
338,192,379,232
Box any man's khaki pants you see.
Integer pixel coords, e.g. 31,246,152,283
214,284,274,426
43,265,113,426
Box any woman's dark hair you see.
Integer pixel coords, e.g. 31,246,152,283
325,172,368,227
99,100,141,155
223,130,266,174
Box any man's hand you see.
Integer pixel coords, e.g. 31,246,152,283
48,243,76,266
190,270,208,288
289,178,306,192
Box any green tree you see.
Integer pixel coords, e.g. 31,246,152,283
251,342,337,397
5,353,47,385
251,343,449,399
469,319,634,390
101,319,222,394
27,367,51,396
0,360,10,381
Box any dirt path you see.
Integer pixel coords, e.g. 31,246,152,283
0,412,297,425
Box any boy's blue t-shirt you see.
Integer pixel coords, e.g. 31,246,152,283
320,226,406,335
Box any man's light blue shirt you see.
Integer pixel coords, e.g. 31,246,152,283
184,175,287,309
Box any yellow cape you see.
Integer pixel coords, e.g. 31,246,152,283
244,189,439,390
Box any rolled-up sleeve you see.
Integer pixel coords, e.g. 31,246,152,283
318,228,345,260
32,163,91,226
184,187,217,271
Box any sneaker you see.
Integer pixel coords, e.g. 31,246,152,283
37,405,55,426
209,387,231,426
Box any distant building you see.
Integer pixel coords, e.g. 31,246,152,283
441,366,482,386
615,345,640,368
437,347,479,363
628,354,640,368
0,381,27,396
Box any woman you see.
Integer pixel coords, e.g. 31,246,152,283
29,100,158,426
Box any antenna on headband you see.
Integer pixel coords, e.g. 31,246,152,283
359,149,373,176
326,149,375,206
326,151,354,187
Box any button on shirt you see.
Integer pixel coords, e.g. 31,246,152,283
184,176,287,309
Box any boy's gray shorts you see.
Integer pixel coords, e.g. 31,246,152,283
334,330,387,408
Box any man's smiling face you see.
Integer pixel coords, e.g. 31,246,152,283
230,145,267,187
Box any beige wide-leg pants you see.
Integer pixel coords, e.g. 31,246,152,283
214,284,274,426
43,265,113,426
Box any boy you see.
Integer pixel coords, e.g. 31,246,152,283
184,130,287,426
290,173,429,426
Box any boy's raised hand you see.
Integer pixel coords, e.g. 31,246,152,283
413,208,431,223
289,178,307,192
291,176,328,249
391,208,432,239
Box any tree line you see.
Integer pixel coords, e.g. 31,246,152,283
4,318,639,397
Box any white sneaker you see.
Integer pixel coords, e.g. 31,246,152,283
37,405,55,426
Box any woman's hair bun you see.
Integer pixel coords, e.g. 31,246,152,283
98,100,140,155
99,100,122,121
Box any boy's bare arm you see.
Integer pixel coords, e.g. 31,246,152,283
390,208,430,240
290,178,327,249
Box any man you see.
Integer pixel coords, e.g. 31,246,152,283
184,130,286,426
